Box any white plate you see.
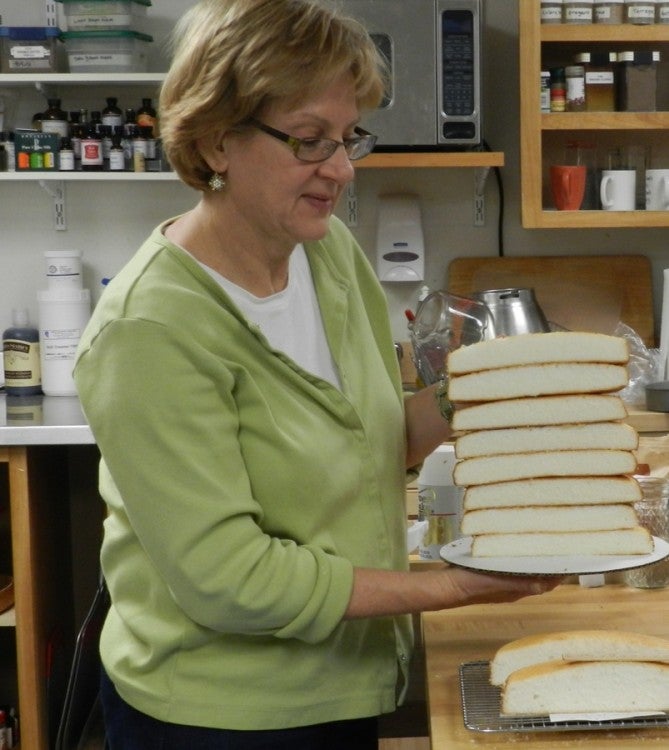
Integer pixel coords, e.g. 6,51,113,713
440,536,669,576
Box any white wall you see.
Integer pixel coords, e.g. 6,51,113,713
1,1,668,344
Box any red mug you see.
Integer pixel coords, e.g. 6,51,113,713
550,165,587,210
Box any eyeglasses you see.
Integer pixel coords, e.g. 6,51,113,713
247,118,377,163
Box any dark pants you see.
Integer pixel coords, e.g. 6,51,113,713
101,668,378,750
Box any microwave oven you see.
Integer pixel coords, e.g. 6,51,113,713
332,0,482,149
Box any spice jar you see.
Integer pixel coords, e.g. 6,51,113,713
564,0,594,23
594,0,625,22
617,50,661,111
623,476,669,589
625,0,657,23
576,52,617,111
541,70,552,112
658,0,669,21
541,0,564,22
550,67,567,112
566,65,586,110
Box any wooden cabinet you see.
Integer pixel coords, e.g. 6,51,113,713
519,1,669,228
0,446,74,750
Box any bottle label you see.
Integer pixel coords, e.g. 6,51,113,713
41,328,82,361
627,4,656,20
81,139,103,166
541,7,563,20
586,71,615,85
3,339,41,387
109,149,125,171
565,6,593,22
59,150,75,171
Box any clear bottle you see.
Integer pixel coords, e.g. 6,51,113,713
137,97,158,137
576,52,617,111
101,96,123,128
541,0,564,22
2,131,15,172
41,98,69,139
658,0,669,21
3,308,41,396
625,0,657,22
594,0,625,21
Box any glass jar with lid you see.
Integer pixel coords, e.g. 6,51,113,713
625,0,657,23
564,0,595,22
541,0,564,22
594,0,625,22
575,52,617,111
566,65,586,110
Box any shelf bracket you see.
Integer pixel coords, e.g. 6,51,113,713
38,179,67,231
474,166,492,197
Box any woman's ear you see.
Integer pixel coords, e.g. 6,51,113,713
197,132,228,174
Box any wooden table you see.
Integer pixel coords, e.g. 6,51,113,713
423,583,669,748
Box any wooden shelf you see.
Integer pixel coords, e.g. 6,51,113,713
520,2,669,228
357,151,504,169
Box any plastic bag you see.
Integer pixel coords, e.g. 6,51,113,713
615,321,664,408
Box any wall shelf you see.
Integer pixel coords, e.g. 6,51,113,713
519,2,669,228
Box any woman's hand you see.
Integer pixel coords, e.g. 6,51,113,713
439,567,562,608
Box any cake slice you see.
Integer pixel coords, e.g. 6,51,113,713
502,661,669,716
470,527,653,557
490,629,669,687
461,504,638,536
455,422,638,459
448,331,629,376
448,363,628,402
453,449,637,486
452,395,628,432
463,476,642,510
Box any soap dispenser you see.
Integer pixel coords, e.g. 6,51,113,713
375,194,425,282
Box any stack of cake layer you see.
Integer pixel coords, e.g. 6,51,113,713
446,331,651,557
490,630,669,716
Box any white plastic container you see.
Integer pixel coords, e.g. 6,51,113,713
417,444,464,560
57,0,151,31
37,287,90,396
45,249,82,288
62,29,152,72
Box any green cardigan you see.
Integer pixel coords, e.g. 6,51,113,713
74,215,413,730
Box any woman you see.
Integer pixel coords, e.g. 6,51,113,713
74,1,558,747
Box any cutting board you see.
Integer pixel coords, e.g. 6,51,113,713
447,255,655,347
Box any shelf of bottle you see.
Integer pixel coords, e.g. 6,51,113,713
0,171,178,181
541,112,669,130
0,72,166,86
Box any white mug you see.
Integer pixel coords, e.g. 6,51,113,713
645,169,669,210
600,170,636,211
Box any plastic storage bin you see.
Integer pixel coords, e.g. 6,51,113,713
62,29,152,72
0,27,63,73
56,0,151,31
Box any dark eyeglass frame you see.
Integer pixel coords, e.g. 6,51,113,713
247,118,377,163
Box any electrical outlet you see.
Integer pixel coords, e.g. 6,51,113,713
474,195,485,227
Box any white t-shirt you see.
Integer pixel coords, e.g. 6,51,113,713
188,244,341,389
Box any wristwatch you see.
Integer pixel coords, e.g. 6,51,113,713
435,379,454,424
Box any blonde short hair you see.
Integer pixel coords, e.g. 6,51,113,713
159,0,386,191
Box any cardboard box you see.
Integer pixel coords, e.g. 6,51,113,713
14,131,59,171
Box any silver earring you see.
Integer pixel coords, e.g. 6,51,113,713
208,172,226,192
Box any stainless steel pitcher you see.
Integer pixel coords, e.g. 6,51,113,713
472,288,550,339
